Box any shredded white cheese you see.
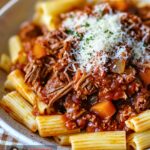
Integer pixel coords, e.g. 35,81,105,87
77,14,125,71
62,4,150,72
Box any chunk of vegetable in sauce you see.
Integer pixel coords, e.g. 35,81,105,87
112,59,126,74
91,100,116,119
140,68,150,85
33,43,46,59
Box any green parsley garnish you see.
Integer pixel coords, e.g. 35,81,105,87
84,22,90,27
86,36,93,44
66,29,74,35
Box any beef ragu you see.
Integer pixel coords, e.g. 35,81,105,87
12,3,150,133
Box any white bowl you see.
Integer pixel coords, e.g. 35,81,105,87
0,1,69,149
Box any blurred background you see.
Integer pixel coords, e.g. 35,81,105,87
0,0,9,8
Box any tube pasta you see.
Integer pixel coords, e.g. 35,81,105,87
36,98,54,115
54,135,71,146
8,35,22,63
36,115,80,137
0,54,11,72
34,0,86,30
127,130,150,150
6,70,52,114
70,131,126,150
37,98,47,114
36,0,86,16
4,77,15,91
125,110,150,132
34,13,59,30
37,99,55,115
6,69,36,105
0,91,37,132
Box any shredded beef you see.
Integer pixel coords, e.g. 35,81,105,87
101,119,118,131
40,30,67,55
24,56,55,92
19,22,43,41
116,104,136,130
121,13,150,45
64,94,102,131
64,94,86,120
41,72,67,99
133,89,150,113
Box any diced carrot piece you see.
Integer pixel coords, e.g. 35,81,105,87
140,68,150,85
91,101,116,119
113,2,128,11
108,0,128,11
112,59,126,74
33,43,46,59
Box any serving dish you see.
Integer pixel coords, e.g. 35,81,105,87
0,0,69,149
0,0,150,149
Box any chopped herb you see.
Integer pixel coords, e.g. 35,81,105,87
66,29,74,35
84,22,90,27
74,32,83,40
104,30,113,35
109,31,114,35
86,36,93,44
87,52,92,56
104,30,108,33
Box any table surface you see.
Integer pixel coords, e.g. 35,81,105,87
0,126,22,149
0,0,9,8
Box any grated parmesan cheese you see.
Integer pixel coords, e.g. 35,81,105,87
62,4,150,72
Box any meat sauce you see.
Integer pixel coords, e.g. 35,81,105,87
13,3,150,133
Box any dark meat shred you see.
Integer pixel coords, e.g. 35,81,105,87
101,119,118,131
19,22,43,41
133,89,150,113
116,104,136,130
40,30,67,55
24,56,55,92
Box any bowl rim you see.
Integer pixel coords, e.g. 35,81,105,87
0,117,42,145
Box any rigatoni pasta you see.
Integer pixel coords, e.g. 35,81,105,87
36,98,48,115
4,77,15,91
34,0,86,30
125,110,150,132
6,69,36,105
0,54,11,72
36,115,80,137
70,131,126,150
36,98,55,115
127,130,150,150
54,135,71,146
8,35,22,63
36,0,85,16
0,91,37,132
34,12,58,30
